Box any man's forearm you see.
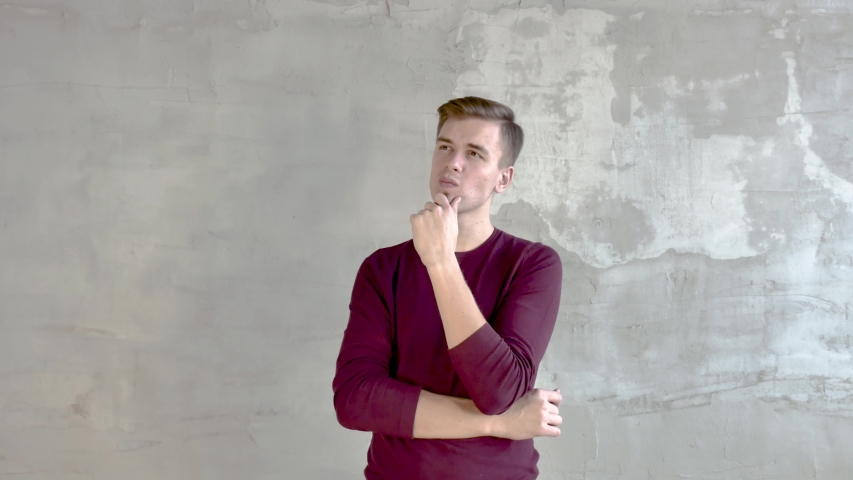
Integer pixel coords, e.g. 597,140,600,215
426,257,486,349
412,390,498,439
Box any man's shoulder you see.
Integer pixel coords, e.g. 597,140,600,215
493,228,561,264
360,238,416,271
489,230,563,294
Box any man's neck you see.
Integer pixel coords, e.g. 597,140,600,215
455,213,495,253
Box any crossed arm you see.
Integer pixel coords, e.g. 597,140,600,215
413,388,562,440
416,245,563,436
408,197,564,416
333,346,562,440
333,243,563,440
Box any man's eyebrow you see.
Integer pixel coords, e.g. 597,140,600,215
436,137,491,157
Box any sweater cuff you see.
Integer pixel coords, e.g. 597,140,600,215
397,383,422,438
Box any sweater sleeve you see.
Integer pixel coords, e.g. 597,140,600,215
332,253,422,438
448,244,563,415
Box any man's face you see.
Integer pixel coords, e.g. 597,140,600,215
429,116,513,214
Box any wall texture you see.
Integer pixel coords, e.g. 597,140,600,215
1,0,852,478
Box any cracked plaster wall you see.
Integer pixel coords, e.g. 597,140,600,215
1,0,852,479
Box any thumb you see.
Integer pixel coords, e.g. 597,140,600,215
451,196,462,212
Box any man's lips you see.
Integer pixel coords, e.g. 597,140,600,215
439,178,458,187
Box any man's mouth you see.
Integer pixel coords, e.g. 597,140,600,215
439,177,458,187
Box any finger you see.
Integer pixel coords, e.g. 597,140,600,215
546,413,563,426
433,192,449,207
545,402,559,415
543,389,563,406
450,195,462,212
542,425,561,437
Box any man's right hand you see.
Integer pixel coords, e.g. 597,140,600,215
490,388,562,440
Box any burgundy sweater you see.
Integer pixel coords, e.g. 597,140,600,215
333,227,563,479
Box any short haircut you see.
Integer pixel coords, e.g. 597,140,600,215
436,96,524,168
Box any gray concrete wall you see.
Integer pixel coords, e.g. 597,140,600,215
1,0,851,478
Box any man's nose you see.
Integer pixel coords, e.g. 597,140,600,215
447,151,464,170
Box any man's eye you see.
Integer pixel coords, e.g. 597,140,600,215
469,151,480,158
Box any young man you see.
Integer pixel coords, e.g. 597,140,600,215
333,97,564,479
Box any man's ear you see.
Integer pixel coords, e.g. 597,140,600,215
494,165,514,194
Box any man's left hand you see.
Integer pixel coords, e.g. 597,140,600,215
410,193,461,268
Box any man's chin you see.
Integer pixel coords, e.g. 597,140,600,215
429,188,460,207
434,190,453,200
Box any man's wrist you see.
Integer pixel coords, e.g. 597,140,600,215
424,254,459,273
458,397,502,438
483,411,502,438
